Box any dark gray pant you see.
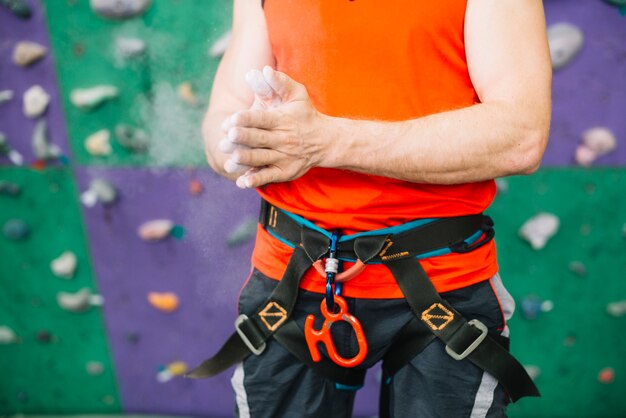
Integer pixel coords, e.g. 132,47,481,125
232,270,514,418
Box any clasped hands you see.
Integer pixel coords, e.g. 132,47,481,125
220,66,331,189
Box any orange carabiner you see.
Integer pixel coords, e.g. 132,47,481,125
304,295,368,368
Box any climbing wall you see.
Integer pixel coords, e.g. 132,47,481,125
1,0,625,417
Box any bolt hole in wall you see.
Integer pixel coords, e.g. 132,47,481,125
1,0,626,417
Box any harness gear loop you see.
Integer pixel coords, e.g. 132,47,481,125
304,295,368,368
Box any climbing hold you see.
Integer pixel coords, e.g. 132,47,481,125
157,361,188,383
495,178,508,194
189,179,203,196
57,288,103,312
576,127,617,166
115,124,149,152
178,82,198,106
51,251,78,279
81,178,118,208
0,90,14,105
126,332,140,344
547,23,583,70
0,133,24,165
0,0,32,19
598,367,615,384
0,325,19,344
524,365,541,381
520,295,553,320
70,85,119,110
116,37,146,58
13,41,47,67
32,119,61,160
209,30,231,58
607,300,626,317
227,217,258,247
563,334,576,347
170,225,185,240
86,361,105,376
138,219,174,241
3,219,30,241
147,292,179,313
23,85,50,118
0,180,21,197
85,129,112,156
16,391,29,403
568,261,587,277
519,212,560,250
36,330,54,344
90,0,151,20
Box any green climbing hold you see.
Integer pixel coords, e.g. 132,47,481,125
170,225,185,239
3,219,30,240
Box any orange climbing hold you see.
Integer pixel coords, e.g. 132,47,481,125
147,292,179,313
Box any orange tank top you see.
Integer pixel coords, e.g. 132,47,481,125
252,0,498,298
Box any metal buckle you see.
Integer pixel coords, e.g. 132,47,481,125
445,319,488,361
235,314,266,356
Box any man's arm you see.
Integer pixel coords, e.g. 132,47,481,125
202,0,273,180
225,0,552,188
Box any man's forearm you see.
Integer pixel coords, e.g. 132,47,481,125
322,101,550,185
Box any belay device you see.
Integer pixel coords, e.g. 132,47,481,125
186,200,540,404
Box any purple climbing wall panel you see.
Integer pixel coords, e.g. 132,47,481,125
542,0,626,166
75,167,259,415
0,2,70,165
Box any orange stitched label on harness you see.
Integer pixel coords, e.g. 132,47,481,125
259,302,287,331
421,303,454,331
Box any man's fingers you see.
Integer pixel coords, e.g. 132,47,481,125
232,147,281,167
228,127,274,148
223,158,251,174
231,109,279,130
236,166,282,189
262,66,307,101
247,68,283,108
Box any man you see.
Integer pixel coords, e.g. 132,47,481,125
195,0,551,417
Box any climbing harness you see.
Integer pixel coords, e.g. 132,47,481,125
186,200,540,403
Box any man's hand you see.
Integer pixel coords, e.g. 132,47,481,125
222,66,331,189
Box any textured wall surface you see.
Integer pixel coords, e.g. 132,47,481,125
1,0,626,417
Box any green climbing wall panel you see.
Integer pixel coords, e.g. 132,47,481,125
491,168,626,418
0,168,119,414
42,0,231,167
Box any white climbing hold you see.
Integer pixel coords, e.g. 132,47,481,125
51,251,78,279
23,85,50,118
209,30,231,58
116,37,146,58
81,178,117,207
607,300,626,317
548,23,584,70
32,119,61,160
138,219,174,241
57,288,103,312
519,212,560,250
0,90,14,105
13,41,47,67
90,0,151,20
70,85,119,110
0,325,19,344
85,129,112,156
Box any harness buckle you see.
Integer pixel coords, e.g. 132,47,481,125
445,319,488,361
235,314,266,355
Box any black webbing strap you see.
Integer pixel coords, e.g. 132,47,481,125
383,256,540,402
186,246,313,379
